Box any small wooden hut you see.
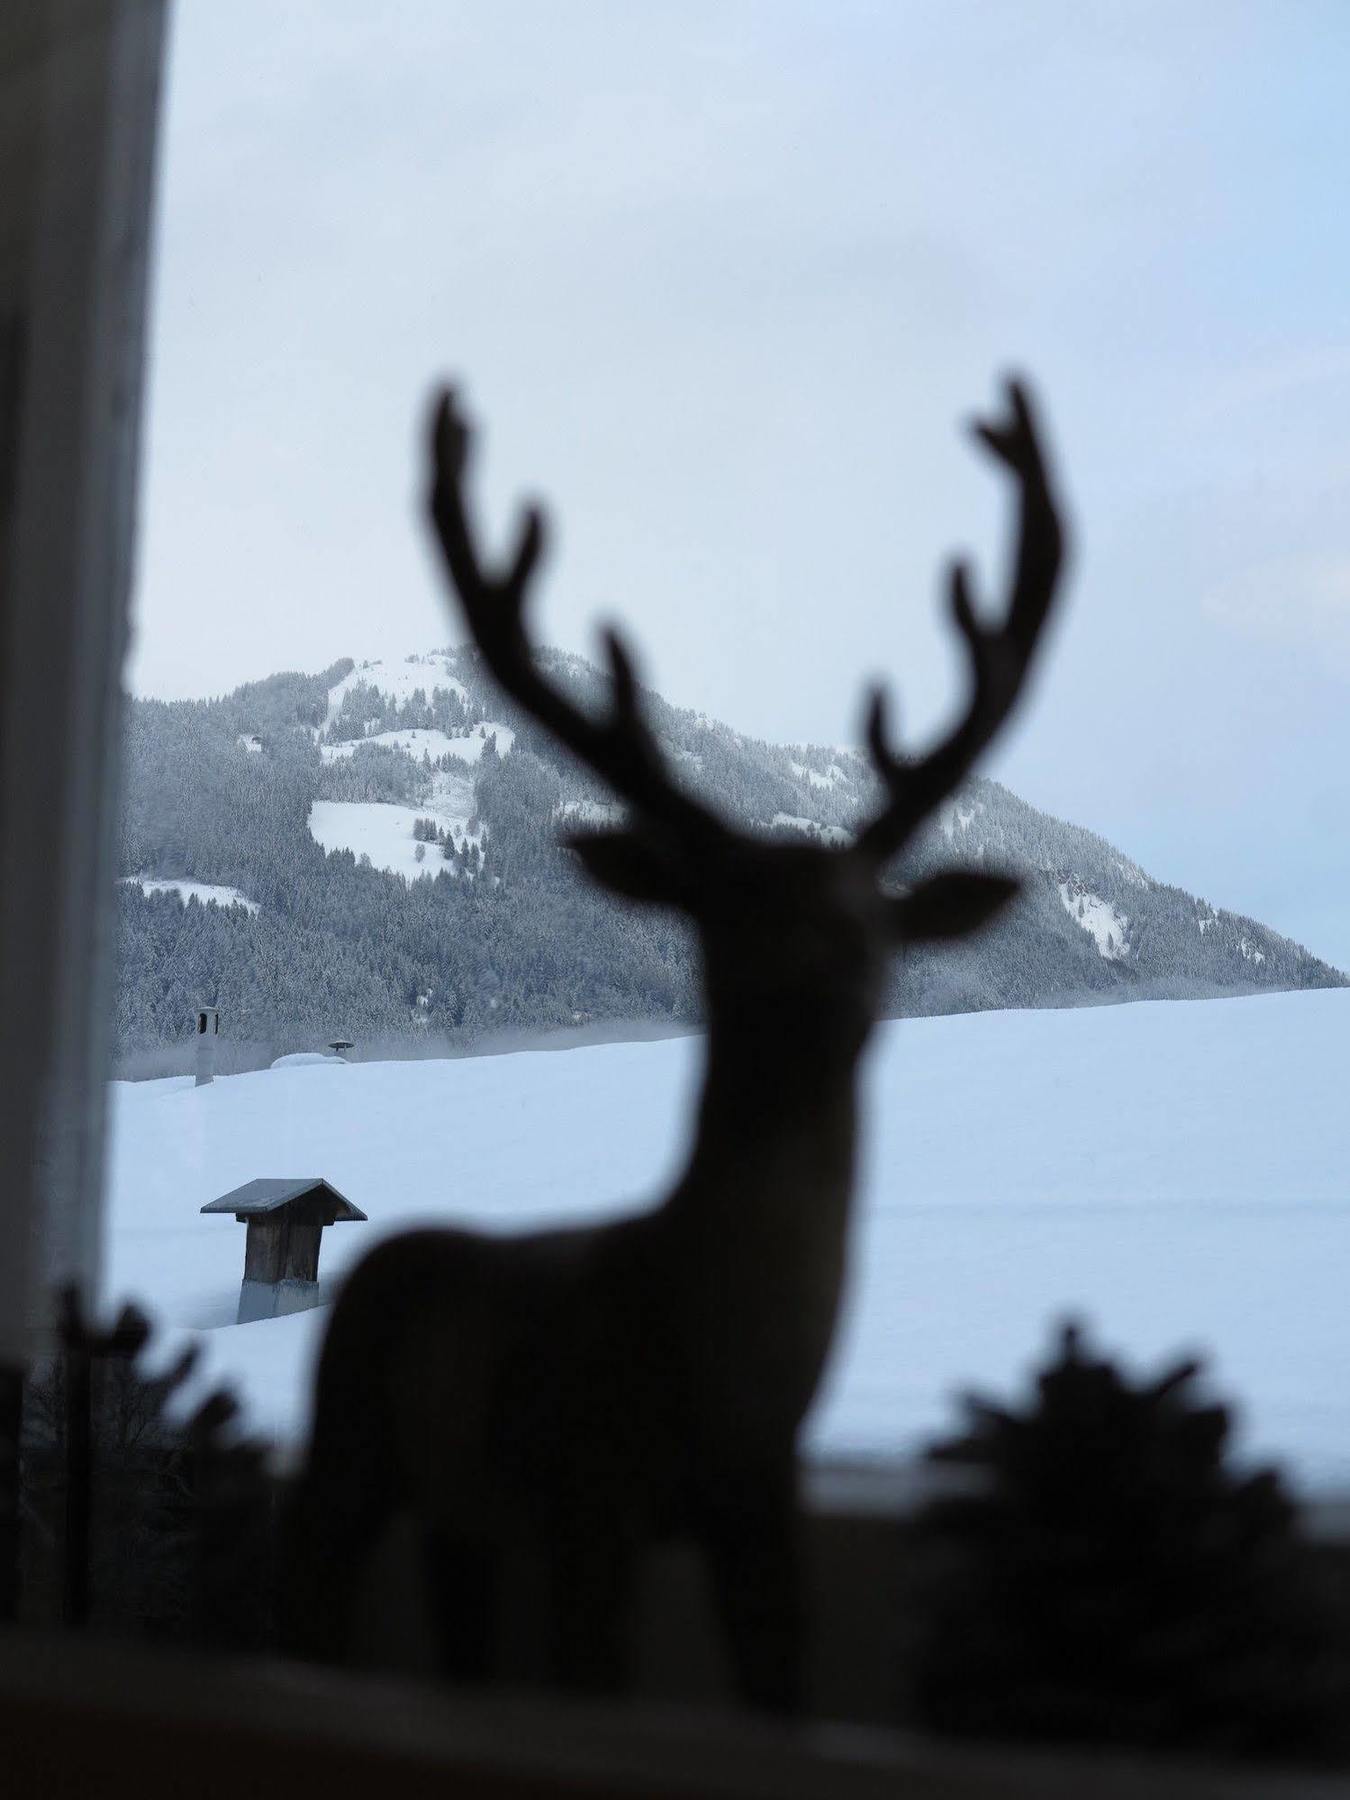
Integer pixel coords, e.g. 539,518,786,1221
200,1178,367,1325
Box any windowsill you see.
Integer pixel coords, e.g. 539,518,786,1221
183,1460,1345,1753
2,1629,1346,1800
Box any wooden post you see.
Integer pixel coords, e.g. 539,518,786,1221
244,1218,324,1286
238,1210,327,1323
196,1006,221,1088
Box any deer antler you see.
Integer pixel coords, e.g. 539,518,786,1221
428,389,724,845
856,377,1066,864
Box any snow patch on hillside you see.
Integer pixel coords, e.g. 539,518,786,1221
1058,881,1130,960
440,724,514,763
1115,857,1152,890
558,799,624,829
940,800,982,842
324,652,469,731
309,802,435,879
322,722,514,766
124,877,259,916
429,771,479,840
771,813,851,845
1239,937,1267,965
320,728,464,765
790,759,852,791
308,772,482,880
237,735,263,755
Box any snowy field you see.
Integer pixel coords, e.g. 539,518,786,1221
104,989,1350,1491
308,722,515,879
307,798,477,881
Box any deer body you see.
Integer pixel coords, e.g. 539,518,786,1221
285,377,1066,1710
289,1015,864,1702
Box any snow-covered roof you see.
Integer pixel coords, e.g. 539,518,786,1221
200,1177,367,1222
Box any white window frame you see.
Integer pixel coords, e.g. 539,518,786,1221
0,0,166,1364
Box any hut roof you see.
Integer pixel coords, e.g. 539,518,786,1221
200,1177,367,1222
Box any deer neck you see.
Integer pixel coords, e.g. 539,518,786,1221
683,1016,861,1193
661,1002,867,1416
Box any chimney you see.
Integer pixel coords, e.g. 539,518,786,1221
195,1005,220,1086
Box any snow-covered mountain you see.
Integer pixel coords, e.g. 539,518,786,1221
114,647,1344,1061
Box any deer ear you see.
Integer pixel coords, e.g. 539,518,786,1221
889,871,1019,942
565,829,687,907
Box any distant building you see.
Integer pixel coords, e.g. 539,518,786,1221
200,1177,367,1324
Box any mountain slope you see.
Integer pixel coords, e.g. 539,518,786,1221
115,647,1344,1062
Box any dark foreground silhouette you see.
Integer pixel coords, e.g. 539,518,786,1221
283,376,1067,1711
911,1324,1346,1758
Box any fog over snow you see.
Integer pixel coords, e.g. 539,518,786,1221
105,988,1350,1491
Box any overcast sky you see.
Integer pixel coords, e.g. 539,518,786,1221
131,2,1350,967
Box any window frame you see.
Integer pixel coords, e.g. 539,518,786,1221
2,11,1346,1791
0,0,165,1364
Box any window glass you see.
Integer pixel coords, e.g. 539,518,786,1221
114,3,1350,1530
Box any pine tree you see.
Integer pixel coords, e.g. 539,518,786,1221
908,1323,1345,1758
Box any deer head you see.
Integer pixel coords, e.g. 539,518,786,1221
428,379,1065,1060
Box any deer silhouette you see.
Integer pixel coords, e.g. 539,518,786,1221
283,377,1067,1711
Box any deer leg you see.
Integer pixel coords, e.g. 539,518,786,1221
280,1456,393,1664
546,1513,636,1695
701,1463,806,1715
280,1353,399,1664
423,1530,502,1682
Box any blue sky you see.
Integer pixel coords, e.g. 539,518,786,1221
132,2,1350,966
